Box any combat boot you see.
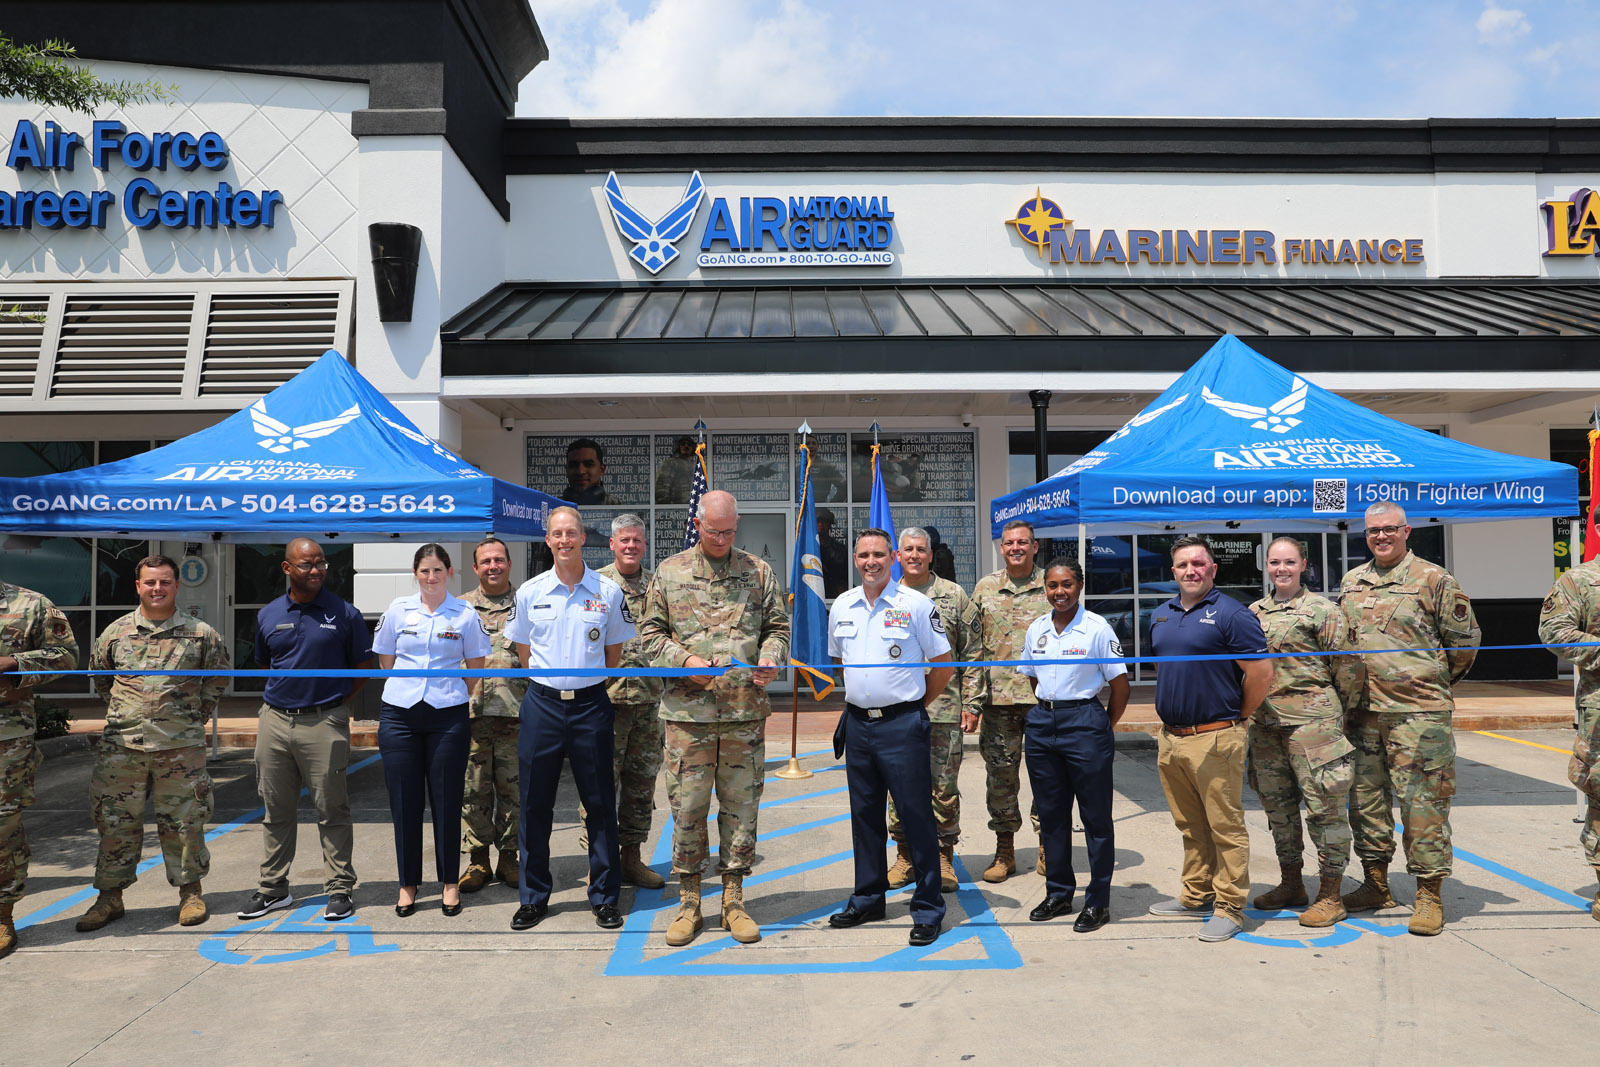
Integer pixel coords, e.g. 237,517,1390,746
459,847,492,893
1252,863,1308,910
664,874,702,946
938,844,958,893
495,849,520,890
1299,875,1348,928
983,832,1016,883
0,901,16,960
887,842,916,889
1036,850,1046,877
721,873,761,944
620,844,665,889
1341,861,1397,912
1592,872,1600,922
1409,876,1445,936
177,881,208,927
75,890,125,932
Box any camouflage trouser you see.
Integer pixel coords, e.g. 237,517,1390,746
888,721,963,845
0,737,43,906
580,702,664,850
1571,705,1600,874
1247,717,1355,876
462,716,520,854
1347,709,1455,878
663,719,764,877
979,704,1038,834
90,743,213,891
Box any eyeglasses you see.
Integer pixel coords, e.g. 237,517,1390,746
699,525,737,540
1365,525,1405,537
289,560,330,572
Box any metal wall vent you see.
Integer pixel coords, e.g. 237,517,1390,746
0,296,48,398
50,293,194,397
199,291,343,395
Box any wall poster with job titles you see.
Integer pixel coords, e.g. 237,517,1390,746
850,432,975,503
799,432,849,504
654,509,691,568
712,433,790,502
850,505,978,590
525,433,651,508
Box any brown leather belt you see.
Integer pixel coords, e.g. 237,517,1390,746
1163,718,1241,737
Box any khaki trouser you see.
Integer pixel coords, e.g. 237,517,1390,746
254,703,355,894
1157,722,1250,917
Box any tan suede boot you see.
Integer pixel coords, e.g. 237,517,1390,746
1592,871,1600,922
938,844,958,893
75,890,125,932
177,881,208,927
459,847,492,893
495,849,520,890
983,832,1016,884
1252,864,1308,909
0,901,16,960
721,873,761,944
664,874,702,946
1299,875,1348,928
1341,861,1397,912
1036,849,1046,876
620,844,666,889
887,842,916,889
1409,876,1445,936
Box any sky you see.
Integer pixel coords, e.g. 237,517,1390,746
515,0,1600,119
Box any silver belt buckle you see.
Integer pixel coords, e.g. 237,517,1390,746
867,707,882,719
560,689,576,700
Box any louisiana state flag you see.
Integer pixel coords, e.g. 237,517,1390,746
789,440,836,699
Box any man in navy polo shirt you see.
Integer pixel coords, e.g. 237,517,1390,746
1146,535,1271,943
238,537,372,922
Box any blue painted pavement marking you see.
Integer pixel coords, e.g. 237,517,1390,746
196,901,398,965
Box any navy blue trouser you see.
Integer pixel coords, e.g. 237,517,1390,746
844,702,946,928
378,700,471,887
517,683,618,910
1025,698,1116,908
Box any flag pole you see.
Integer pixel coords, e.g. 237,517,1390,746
776,420,815,780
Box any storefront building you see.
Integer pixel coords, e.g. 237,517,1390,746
4,0,1600,694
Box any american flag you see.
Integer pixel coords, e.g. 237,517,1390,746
682,440,708,549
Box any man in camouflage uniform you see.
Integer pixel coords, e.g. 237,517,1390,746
971,519,1047,882
1247,537,1360,928
588,514,666,890
1339,503,1479,936
0,579,78,959
887,527,982,893
459,537,527,893
638,490,789,946
77,556,229,933
1537,559,1600,922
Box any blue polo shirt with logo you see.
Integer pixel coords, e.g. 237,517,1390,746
255,587,373,709
1148,587,1268,727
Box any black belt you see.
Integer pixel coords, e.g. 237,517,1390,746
268,698,344,716
530,681,607,702
1036,697,1100,711
846,700,922,721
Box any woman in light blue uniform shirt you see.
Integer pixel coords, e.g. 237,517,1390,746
372,544,491,916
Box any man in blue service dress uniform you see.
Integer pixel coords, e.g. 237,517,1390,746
826,527,954,947
505,506,635,931
1146,535,1272,943
1018,559,1129,932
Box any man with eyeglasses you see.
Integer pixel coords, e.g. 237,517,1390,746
638,490,789,947
238,538,372,922
1338,502,1479,936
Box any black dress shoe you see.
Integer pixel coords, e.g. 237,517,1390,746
441,898,462,917
828,904,887,928
1029,895,1075,922
510,903,548,930
593,903,623,929
1073,906,1110,933
394,902,415,918
908,922,941,946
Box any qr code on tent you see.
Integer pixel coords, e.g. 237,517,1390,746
1312,479,1347,513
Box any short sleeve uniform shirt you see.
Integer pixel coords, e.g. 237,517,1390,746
371,592,492,708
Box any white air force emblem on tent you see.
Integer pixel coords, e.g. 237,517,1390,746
1201,377,1308,434
1104,393,1190,444
603,171,706,274
250,401,361,454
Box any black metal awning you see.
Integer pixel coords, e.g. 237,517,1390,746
441,280,1600,377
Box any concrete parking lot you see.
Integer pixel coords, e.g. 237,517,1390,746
6,726,1596,1065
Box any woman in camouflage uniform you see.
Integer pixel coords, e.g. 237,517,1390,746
1246,537,1358,928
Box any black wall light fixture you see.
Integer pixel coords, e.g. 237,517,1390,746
368,222,423,322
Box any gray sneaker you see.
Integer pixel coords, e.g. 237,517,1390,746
1197,913,1243,942
1148,898,1214,917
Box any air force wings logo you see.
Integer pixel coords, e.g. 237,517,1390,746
1202,377,1308,434
251,400,361,454
603,171,705,274
1104,394,1189,444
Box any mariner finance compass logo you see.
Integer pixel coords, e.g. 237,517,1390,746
1005,189,1068,258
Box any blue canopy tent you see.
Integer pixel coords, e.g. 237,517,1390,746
0,351,562,541
992,335,1578,537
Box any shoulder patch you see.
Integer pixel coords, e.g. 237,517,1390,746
621,599,635,625
1543,592,1558,614
1110,640,1125,657
930,608,945,634
1453,600,1470,622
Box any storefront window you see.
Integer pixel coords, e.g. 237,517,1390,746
1551,428,1590,581
231,541,354,695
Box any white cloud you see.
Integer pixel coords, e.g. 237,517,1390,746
519,0,875,117
1477,5,1531,46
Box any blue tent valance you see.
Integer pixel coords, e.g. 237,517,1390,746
991,335,1578,537
0,351,564,541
